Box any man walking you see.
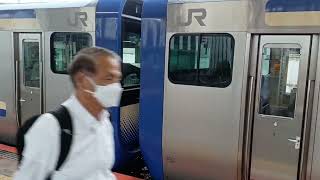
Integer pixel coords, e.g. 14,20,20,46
14,47,123,180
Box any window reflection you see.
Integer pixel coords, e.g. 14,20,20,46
168,34,235,87
259,47,300,118
51,33,92,74
23,41,40,88
122,18,141,88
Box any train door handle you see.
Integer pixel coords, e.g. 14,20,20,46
20,99,26,102
288,136,300,150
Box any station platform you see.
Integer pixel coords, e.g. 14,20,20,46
0,144,142,180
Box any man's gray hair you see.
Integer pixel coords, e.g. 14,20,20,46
77,46,121,62
68,54,96,88
68,47,120,87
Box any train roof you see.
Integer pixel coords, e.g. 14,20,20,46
0,0,97,10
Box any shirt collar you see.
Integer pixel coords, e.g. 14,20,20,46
62,95,108,130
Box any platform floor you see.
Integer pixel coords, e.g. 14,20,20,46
0,157,16,180
0,144,142,180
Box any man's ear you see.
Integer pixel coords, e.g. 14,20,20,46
74,72,85,89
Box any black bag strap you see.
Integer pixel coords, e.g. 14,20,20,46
46,105,73,180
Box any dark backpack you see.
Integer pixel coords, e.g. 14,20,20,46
16,105,73,180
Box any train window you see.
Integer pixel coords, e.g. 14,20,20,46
51,33,92,74
122,18,141,88
259,47,300,118
169,34,235,87
23,41,40,88
169,35,199,85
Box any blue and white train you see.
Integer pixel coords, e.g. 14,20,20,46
2,0,320,180
140,0,320,179
0,0,142,170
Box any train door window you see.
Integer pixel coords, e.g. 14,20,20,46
259,47,301,118
51,33,92,74
122,18,141,88
23,41,40,88
169,34,235,87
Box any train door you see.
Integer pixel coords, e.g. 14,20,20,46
250,35,311,180
17,33,42,126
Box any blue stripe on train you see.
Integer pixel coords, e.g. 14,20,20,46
266,0,320,12
0,109,6,118
0,10,36,19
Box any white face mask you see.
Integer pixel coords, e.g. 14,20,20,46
84,77,123,108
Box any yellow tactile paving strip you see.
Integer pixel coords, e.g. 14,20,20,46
0,175,11,180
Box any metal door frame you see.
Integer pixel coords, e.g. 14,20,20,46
16,33,43,126
253,35,310,180
300,35,319,180
243,34,318,180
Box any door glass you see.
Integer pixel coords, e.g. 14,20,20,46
23,41,40,88
259,47,301,118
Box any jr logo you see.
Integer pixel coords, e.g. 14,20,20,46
180,8,207,26
68,12,88,27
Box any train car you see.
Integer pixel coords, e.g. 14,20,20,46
0,0,142,169
140,0,320,179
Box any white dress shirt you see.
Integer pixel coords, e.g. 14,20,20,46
14,95,116,180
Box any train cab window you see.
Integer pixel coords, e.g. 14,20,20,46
122,18,141,88
51,33,92,74
169,34,235,87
